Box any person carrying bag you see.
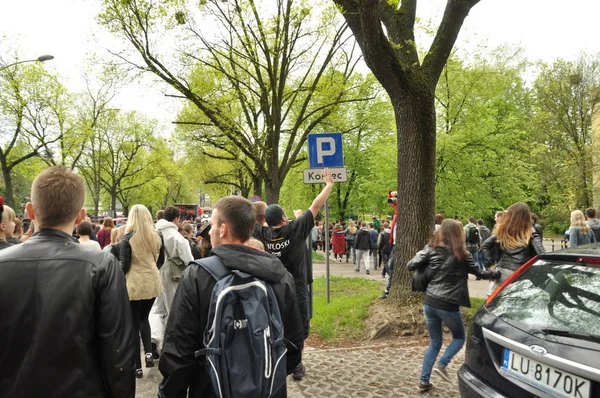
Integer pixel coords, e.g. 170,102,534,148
407,219,500,392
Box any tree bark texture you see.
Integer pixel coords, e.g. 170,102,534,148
333,0,480,300
389,91,436,301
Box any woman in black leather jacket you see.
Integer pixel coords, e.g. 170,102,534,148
407,219,500,391
482,202,545,291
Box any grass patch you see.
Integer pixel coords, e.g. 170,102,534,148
311,251,326,261
310,276,382,341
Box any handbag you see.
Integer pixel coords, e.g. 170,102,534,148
411,252,452,292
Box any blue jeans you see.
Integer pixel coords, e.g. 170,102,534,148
420,304,465,383
476,250,486,270
385,246,395,292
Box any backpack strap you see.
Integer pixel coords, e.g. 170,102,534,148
192,255,230,281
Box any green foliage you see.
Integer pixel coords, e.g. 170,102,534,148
531,54,600,212
434,47,536,220
310,276,382,340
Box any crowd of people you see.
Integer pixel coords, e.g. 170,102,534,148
2,165,600,397
0,166,337,398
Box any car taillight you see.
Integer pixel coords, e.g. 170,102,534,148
484,255,538,306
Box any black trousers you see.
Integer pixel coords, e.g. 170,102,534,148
130,298,156,369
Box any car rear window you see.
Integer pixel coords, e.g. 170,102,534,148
487,259,600,334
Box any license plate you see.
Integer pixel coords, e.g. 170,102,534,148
501,349,590,398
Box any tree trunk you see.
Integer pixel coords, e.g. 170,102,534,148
111,191,117,217
1,164,15,209
253,175,262,199
388,90,437,302
265,177,281,204
94,197,100,218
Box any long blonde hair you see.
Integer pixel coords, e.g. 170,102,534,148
495,202,533,250
126,205,160,254
570,210,591,234
347,220,357,234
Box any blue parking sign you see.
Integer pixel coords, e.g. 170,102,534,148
308,133,344,168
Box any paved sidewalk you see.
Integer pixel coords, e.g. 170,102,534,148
136,341,462,397
288,343,462,397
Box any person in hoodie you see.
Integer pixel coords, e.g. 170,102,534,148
158,195,303,397
354,221,371,274
585,207,600,242
149,206,194,356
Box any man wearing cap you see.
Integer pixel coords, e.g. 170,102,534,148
253,168,334,380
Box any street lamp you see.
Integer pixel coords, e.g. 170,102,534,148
0,54,54,72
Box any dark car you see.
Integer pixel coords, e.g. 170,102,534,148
459,244,600,398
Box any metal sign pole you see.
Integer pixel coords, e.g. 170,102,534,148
324,198,330,304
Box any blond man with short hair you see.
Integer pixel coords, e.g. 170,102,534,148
0,167,135,397
0,202,16,249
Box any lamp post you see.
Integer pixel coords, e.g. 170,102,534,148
0,54,54,72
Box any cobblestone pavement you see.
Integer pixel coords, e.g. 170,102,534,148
136,341,463,397
288,343,463,398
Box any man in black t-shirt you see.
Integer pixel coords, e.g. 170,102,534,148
253,168,334,380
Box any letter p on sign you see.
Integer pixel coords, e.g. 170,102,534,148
308,133,344,168
316,137,335,164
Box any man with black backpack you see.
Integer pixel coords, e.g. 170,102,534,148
158,196,304,398
464,217,481,277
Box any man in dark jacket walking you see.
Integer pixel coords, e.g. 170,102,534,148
0,167,135,398
252,168,334,380
158,196,304,397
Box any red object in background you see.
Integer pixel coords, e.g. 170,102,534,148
198,208,204,215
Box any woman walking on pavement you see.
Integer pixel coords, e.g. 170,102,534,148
331,223,346,262
408,219,500,391
482,202,545,291
120,204,164,379
344,220,357,263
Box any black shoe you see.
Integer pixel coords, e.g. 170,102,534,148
378,291,388,299
418,381,433,391
136,369,143,379
366,270,370,275
151,341,160,360
145,353,154,368
292,362,305,381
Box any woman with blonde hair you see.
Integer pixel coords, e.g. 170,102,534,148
482,202,545,287
344,220,358,263
120,204,164,378
568,210,596,247
408,219,499,391
97,217,115,249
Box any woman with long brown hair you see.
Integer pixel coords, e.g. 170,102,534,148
97,217,114,249
408,219,499,391
482,202,545,287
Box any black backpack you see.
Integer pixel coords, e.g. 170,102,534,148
194,256,287,398
467,225,480,245
379,231,393,253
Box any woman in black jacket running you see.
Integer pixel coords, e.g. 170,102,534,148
408,219,500,391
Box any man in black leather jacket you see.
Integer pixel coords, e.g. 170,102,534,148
0,167,135,398
158,196,304,398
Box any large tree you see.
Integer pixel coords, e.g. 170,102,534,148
332,0,480,300
99,0,362,203
532,54,600,211
0,61,64,208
